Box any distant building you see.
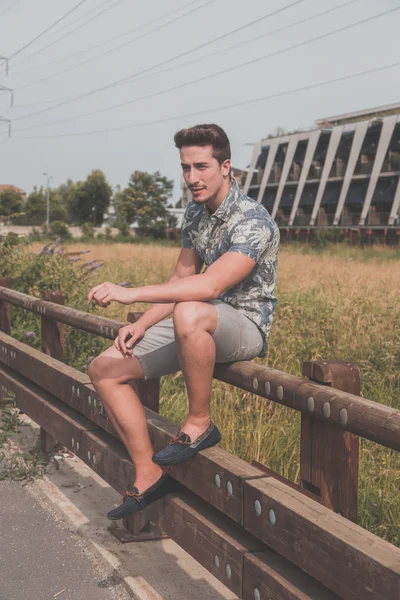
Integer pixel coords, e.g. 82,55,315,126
0,184,26,199
168,207,185,228
243,102,400,227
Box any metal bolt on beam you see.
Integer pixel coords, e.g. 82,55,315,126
340,408,348,425
323,402,331,418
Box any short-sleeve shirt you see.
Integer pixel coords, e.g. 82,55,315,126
181,178,280,357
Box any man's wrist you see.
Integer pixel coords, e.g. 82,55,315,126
127,287,140,304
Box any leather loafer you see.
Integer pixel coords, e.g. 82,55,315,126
152,421,222,466
107,472,175,521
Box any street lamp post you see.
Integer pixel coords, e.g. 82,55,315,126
43,172,52,227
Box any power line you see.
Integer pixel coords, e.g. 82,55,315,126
13,61,400,140
38,0,115,42
143,0,358,86
11,0,202,77
10,0,126,70
13,3,399,130
8,0,91,60
0,0,21,18
3,1,204,109
13,0,217,90
12,0,305,117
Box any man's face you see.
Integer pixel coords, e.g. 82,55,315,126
180,145,230,204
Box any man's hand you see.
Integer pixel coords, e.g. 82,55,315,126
115,322,146,355
88,282,134,307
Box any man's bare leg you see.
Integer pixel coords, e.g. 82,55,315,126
173,301,218,441
88,348,163,493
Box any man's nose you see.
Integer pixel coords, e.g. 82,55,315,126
187,169,199,185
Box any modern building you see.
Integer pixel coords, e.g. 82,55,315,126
243,102,400,228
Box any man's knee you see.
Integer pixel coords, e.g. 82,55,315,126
88,352,137,386
88,355,109,385
173,301,217,337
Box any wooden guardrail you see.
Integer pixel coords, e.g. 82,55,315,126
0,280,399,600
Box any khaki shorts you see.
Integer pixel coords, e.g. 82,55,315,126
133,299,263,380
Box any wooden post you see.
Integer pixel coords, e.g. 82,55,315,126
0,277,11,335
300,359,360,522
127,312,160,414
40,290,65,452
40,290,65,361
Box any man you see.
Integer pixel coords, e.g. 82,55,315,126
88,124,280,520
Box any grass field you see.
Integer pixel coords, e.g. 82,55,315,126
23,241,400,546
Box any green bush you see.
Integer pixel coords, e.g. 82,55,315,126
49,221,72,240
81,223,95,238
0,235,108,372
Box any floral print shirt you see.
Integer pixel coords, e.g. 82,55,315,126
181,179,280,357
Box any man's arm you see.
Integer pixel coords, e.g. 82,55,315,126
134,248,204,329
128,251,256,305
88,251,256,307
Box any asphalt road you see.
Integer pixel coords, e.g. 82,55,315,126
0,480,128,600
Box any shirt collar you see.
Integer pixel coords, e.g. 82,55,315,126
205,178,241,222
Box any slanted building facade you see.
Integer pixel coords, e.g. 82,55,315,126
243,102,400,228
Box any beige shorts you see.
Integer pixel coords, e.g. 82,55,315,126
133,299,263,380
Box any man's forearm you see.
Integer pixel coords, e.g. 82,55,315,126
130,273,218,305
137,301,175,329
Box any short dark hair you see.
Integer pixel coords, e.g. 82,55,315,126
174,124,231,164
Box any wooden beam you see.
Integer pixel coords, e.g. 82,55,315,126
214,361,400,451
41,290,65,361
0,343,267,524
0,277,11,335
243,551,339,600
244,478,400,600
148,488,264,598
1,331,399,452
0,362,342,600
0,287,124,340
300,360,360,521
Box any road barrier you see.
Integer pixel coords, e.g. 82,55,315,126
0,279,399,600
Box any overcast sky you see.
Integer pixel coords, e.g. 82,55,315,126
0,0,399,202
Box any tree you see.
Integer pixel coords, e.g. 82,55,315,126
22,188,67,225
55,178,80,224
117,170,174,235
113,187,136,233
71,170,112,226
49,190,68,222
24,187,46,225
0,187,23,220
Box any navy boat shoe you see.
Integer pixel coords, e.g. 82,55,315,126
152,421,222,466
107,472,174,521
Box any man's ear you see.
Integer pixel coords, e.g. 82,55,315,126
221,159,231,178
